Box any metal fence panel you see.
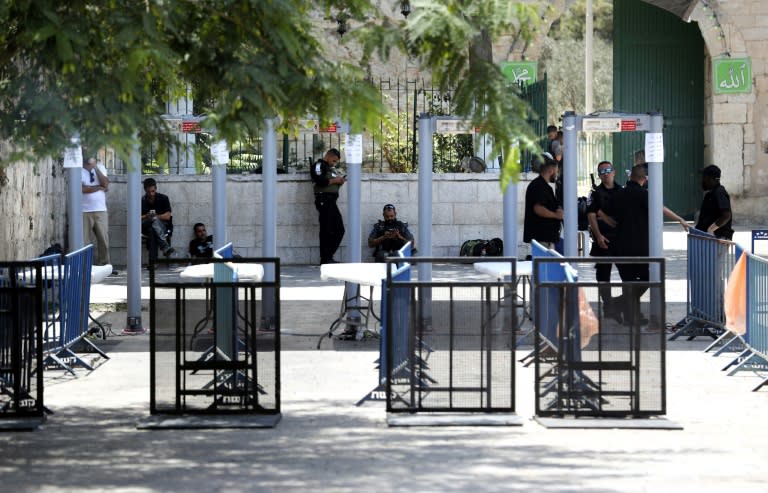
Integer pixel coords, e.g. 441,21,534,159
149,257,280,415
0,262,45,422
670,230,742,341
533,257,666,417
386,258,516,414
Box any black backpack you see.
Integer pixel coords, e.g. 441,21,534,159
459,238,503,257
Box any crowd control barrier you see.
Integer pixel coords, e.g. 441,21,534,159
533,252,667,418
15,245,107,376
148,256,280,421
719,252,768,390
670,229,743,342
0,261,46,428
385,257,517,415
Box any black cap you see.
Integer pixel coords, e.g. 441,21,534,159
701,165,721,179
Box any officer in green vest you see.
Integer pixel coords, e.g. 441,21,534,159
310,148,346,264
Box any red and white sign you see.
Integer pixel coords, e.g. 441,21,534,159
182,121,202,133
620,119,637,131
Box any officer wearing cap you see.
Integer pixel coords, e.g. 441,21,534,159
695,165,733,240
368,203,415,262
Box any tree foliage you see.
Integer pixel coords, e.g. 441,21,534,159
540,36,613,120
548,0,613,41
1,0,542,187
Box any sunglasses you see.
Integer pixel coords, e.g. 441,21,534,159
383,204,395,211
598,167,614,175
90,170,96,183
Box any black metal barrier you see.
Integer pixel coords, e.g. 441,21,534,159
0,262,46,426
533,256,666,417
385,257,517,414
148,257,280,417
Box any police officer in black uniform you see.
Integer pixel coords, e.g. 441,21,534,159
587,160,623,321
368,203,415,262
613,164,650,326
310,148,346,264
695,165,733,240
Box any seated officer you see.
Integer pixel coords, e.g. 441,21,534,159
367,203,415,262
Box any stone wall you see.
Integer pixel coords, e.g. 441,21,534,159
0,156,68,261
106,172,536,266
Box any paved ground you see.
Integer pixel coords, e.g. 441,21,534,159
2,227,767,492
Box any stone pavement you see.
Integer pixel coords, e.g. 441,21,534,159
1,227,767,492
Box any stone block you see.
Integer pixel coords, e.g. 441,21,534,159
712,103,747,124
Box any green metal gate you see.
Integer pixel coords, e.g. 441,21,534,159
520,73,547,172
613,0,704,218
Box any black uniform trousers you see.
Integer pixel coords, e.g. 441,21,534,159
314,193,345,263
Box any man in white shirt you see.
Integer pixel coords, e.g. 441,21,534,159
81,157,112,269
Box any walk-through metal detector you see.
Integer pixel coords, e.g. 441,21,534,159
126,115,256,333
417,114,519,262
416,114,520,330
562,111,665,282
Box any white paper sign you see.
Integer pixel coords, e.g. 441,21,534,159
645,133,664,163
63,145,83,168
211,139,229,166
344,134,363,163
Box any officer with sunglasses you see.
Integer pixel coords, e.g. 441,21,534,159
586,160,623,321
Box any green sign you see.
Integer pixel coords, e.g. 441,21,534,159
501,61,537,86
713,58,752,94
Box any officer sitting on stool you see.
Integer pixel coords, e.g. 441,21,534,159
368,203,416,262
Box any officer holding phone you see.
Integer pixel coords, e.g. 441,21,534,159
368,203,415,262
310,148,346,264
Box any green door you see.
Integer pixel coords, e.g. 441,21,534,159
613,0,704,218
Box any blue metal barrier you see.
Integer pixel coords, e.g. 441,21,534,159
520,241,568,367
214,242,234,259
47,245,108,373
380,263,412,384
722,252,768,390
671,229,743,342
356,242,413,405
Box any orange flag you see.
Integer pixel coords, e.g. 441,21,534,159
725,252,747,336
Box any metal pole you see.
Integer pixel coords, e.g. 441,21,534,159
562,112,579,256
417,114,433,329
346,136,362,263
263,119,277,260
503,178,518,259
125,136,144,333
418,114,433,279
212,151,227,250
648,114,664,282
262,119,277,330
67,167,83,252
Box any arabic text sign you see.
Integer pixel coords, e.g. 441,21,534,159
713,58,752,94
500,61,537,87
